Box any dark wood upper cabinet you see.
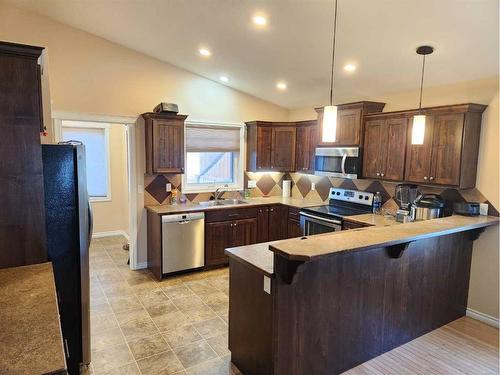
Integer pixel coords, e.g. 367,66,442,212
363,117,408,181
364,103,485,188
271,126,296,171
295,121,317,173
405,116,435,184
316,101,385,147
0,41,47,268
142,112,187,174
362,119,385,179
429,113,464,186
404,104,485,188
246,122,296,172
257,126,272,170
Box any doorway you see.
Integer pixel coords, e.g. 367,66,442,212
53,112,139,269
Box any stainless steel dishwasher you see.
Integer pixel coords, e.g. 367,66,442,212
162,212,205,274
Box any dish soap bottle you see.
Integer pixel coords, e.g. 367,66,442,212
373,192,382,215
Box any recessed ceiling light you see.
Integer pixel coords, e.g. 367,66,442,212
276,82,287,90
219,75,229,82
198,48,211,57
344,64,356,72
253,15,267,26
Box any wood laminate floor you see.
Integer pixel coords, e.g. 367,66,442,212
89,236,499,375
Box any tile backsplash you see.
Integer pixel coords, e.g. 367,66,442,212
144,172,498,216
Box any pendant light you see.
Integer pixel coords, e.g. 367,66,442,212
411,45,434,145
322,0,339,143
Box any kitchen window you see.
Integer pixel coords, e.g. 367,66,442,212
183,122,244,193
60,120,111,201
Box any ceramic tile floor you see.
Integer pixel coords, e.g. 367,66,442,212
88,236,241,375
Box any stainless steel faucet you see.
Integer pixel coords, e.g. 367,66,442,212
212,187,225,200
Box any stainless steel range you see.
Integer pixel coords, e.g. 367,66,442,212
300,188,374,236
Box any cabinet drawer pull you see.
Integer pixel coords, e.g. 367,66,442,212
228,214,239,217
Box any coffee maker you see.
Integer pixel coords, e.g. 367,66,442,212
394,184,420,222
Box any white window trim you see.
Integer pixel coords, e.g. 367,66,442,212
53,117,112,202
182,120,245,194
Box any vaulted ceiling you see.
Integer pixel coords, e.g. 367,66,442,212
7,0,499,109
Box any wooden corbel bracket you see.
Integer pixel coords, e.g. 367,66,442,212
385,241,413,259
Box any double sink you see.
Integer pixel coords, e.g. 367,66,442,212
198,199,248,207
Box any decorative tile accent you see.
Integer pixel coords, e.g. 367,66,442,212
315,177,334,201
142,170,498,216
295,175,312,197
256,174,277,196
145,175,169,204
363,180,391,204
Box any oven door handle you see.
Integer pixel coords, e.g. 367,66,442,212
299,211,342,225
341,154,347,175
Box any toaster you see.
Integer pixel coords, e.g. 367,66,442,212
453,202,480,216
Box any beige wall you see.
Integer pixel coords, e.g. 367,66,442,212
0,3,288,265
290,78,500,319
91,124,130,236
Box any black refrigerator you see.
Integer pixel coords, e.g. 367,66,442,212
42,144,91,375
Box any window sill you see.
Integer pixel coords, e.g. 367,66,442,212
181,185,243,194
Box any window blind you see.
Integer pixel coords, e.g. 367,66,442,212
186,125,240,152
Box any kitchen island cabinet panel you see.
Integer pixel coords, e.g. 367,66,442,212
227,222,491,375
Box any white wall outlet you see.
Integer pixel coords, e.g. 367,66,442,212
248,180,257,188
311,182,316,191
263,276,271,294
165,183,172,192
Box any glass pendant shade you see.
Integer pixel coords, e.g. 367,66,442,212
411,114,426,145
322,105,338,143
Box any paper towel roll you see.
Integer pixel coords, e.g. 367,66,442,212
282,180,291,198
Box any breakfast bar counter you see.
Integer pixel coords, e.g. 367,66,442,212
225,215,498,375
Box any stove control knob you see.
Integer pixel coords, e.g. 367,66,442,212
336,192,340,195
359,195,363,199
365,196,369,200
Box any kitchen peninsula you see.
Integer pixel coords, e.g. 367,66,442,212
226,215,499,375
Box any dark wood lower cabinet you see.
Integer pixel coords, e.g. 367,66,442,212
205,221,234,267
229,231,476,375
342,220,369,230
287,220,302,238
268,206,288,241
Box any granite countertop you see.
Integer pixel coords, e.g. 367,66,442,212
0,262,67,375
226,215,499,273
270,215,499,261
225,242,275,276
343,213,400,227
146,196,324,215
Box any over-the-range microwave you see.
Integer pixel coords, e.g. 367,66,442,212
314,147,361,179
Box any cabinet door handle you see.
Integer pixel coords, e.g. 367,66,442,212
429,176,434,181
380,173,385,177
376,172,380,177
424,176,429,181
228,214,238,217
270,208,274,212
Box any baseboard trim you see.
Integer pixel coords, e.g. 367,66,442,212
466,308,499,328
92,230,130,241
134,262,148,270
